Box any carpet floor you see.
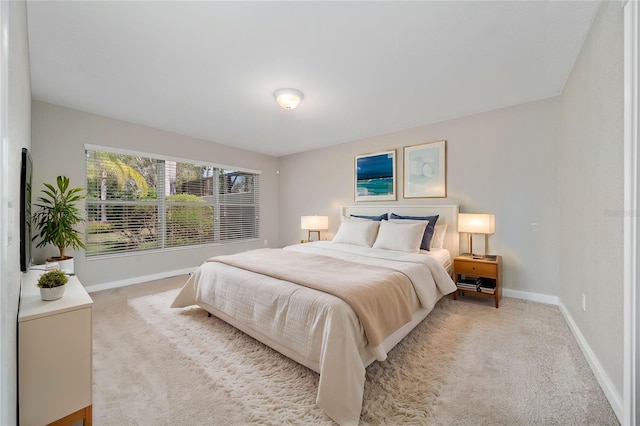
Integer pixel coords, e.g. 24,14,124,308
91,275,618,425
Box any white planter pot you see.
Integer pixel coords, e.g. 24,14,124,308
39,285,66,301
57,257,74,274
47,257,74,274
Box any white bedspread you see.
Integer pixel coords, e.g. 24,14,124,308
171,241,456,425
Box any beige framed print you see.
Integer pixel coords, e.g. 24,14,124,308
354,150,396,202
403,140,447,198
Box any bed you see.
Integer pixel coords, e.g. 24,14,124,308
171,205,459,425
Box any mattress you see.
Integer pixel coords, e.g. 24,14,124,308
423,247,452,274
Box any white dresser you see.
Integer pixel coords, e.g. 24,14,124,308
18,270,93,426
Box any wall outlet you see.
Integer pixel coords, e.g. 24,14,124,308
581,294,586,312
263,239,268,246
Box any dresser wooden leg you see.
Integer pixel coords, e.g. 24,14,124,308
47,405,92,426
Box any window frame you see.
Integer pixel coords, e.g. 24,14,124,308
84,144,261,259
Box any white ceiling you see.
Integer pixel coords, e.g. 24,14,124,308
26,1,601,157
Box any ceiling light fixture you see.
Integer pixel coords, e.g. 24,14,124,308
274,88,304,110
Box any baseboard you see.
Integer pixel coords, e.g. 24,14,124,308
502,287,559,305
557,301,623,423
84,267,196,294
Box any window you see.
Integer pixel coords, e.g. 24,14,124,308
85,147,260,257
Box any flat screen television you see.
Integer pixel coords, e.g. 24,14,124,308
20,147,32,272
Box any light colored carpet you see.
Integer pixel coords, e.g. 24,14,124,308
91,275,618,425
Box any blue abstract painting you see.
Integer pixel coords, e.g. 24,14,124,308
355,150,396,201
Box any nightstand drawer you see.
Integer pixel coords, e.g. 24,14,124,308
455,261,497,277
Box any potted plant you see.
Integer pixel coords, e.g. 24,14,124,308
37,269,68,301
32,175,86,274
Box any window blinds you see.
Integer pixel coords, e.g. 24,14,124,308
85,148,260,257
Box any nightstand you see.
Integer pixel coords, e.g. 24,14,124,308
453,255,502,308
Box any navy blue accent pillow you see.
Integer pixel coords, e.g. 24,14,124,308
350,213,388,222
390,213,439,251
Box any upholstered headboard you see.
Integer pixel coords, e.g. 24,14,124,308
340,205,460,257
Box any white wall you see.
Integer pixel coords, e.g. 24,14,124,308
0,1,31,424
278,97,560,298
558,0,624,405
30,101,280,287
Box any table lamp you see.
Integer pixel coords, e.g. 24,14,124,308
457,213,495,259
301,215,329,242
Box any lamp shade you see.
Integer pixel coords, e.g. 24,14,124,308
457,213,495,234
274,88,304,109
301,215,328,230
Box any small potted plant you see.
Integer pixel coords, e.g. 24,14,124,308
32,175,86,274
37,269,68,301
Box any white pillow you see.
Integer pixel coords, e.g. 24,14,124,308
333,219,380,247
430,224,448,249
372,220,428,253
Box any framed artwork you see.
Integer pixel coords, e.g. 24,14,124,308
354,150,396,202
403,140,447,198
